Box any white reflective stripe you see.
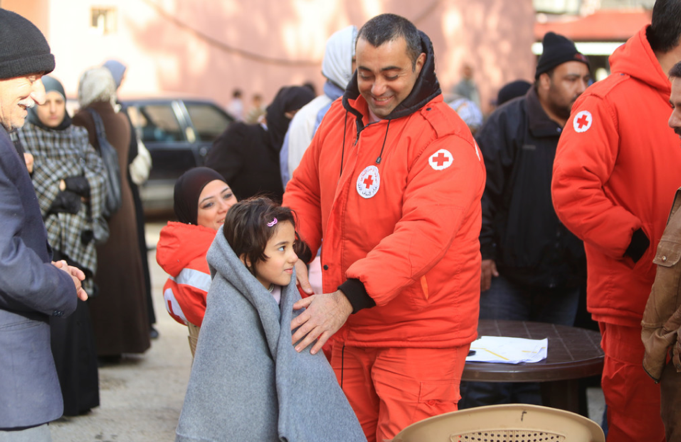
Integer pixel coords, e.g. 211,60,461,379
163,287,188,324
169,268,212,292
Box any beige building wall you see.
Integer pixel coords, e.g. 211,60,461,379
3,0,535,114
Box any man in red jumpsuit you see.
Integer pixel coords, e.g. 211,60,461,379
283,13,485,442
552,1,681,439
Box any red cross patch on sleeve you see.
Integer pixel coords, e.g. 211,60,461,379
429,149,454,170
573,110,593,133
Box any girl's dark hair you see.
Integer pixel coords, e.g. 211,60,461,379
222,197,311,275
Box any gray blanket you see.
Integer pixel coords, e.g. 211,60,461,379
176,228,365,442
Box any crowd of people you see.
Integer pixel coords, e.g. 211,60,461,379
2,2,681,442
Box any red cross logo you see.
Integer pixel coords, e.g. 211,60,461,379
573,110,592,133
433,152,448,167
356,165,381,199
429,149,453,170
576,115,589,129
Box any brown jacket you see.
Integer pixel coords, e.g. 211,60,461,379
642,188,681,381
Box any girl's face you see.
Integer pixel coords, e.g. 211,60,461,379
254,220,298,289
196,180,237,230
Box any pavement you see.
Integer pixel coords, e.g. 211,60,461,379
49,222,606,441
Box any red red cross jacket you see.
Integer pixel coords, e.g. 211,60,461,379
156,222,216,327
283,66,485,348
552,25,681,327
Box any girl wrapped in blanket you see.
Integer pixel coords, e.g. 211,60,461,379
175,197,365,442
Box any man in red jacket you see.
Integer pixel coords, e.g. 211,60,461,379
552,1,681,439
283,13,485,442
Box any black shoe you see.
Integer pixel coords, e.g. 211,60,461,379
150,327,160,340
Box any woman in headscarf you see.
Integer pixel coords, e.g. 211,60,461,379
73,67,151,361
103,59,158,340
205,85,314,203
16,75,106,415
156,167,237,356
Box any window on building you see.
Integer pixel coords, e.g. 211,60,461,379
91,7,117,35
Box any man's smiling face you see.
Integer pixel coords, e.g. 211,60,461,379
355,36,425,119
0,74,45,131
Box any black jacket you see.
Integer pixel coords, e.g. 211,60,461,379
206,122,284,202
478,87,585,288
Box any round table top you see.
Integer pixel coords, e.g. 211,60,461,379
462,319,604,382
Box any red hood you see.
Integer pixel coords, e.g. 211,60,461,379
156,222,217,277
610,25,671,98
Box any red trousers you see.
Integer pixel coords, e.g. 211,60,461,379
599,322,665,441
331,344,469,442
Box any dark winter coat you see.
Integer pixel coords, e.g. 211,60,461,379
478,87,585,288
0,125,77,429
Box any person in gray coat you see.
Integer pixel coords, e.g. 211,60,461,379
176,198,365,442
0,8,87,442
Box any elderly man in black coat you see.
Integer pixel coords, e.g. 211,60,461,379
0,8,87,442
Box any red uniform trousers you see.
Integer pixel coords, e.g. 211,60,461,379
599,322,665,441
331,343,469,442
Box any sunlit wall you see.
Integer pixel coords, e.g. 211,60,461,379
3,0,535,113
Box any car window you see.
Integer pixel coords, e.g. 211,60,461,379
185,103,232,142
128,104,185,143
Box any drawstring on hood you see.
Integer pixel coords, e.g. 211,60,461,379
339,30,441,174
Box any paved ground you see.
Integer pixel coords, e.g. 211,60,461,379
50,222,605,441
51,223,191,442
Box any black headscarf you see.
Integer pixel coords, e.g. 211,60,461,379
265,85,315,152
174,167,226,225
28,75,72,131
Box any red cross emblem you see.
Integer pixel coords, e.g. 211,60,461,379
433,152,448,167
356,165,380,199
573,110,592,133
429,149,453,170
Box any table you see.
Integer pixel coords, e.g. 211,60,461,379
462,319,604,413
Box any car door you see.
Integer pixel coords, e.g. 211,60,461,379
179,100,234,166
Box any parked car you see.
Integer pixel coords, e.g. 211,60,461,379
123,97,234,211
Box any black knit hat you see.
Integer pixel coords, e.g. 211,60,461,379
0,9,55,80
535,32,589,79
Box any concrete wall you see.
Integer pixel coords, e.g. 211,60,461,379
3,0,536,114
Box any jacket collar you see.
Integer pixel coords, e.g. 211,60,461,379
526,86,563,138
342,30,442,128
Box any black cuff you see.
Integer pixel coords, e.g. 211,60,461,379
480,242,496,261
625,228,650,263
64,176,90,197
48,190,82,215
338,278,376,314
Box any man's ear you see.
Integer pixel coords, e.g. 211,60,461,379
414,52,426,74
538,72,552,91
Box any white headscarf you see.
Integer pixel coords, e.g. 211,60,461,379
78,67,117,110
321,25,357,91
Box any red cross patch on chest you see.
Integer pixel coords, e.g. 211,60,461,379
429,149,454,170
356,165,380,199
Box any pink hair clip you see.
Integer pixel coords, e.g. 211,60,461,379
267,218,278,227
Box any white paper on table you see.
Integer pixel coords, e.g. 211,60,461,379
466,336,548,364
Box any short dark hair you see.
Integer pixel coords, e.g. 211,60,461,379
223,197,310,276
670,61,681,79
233,89,242,98
648,0,681,53
356,13,422,69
